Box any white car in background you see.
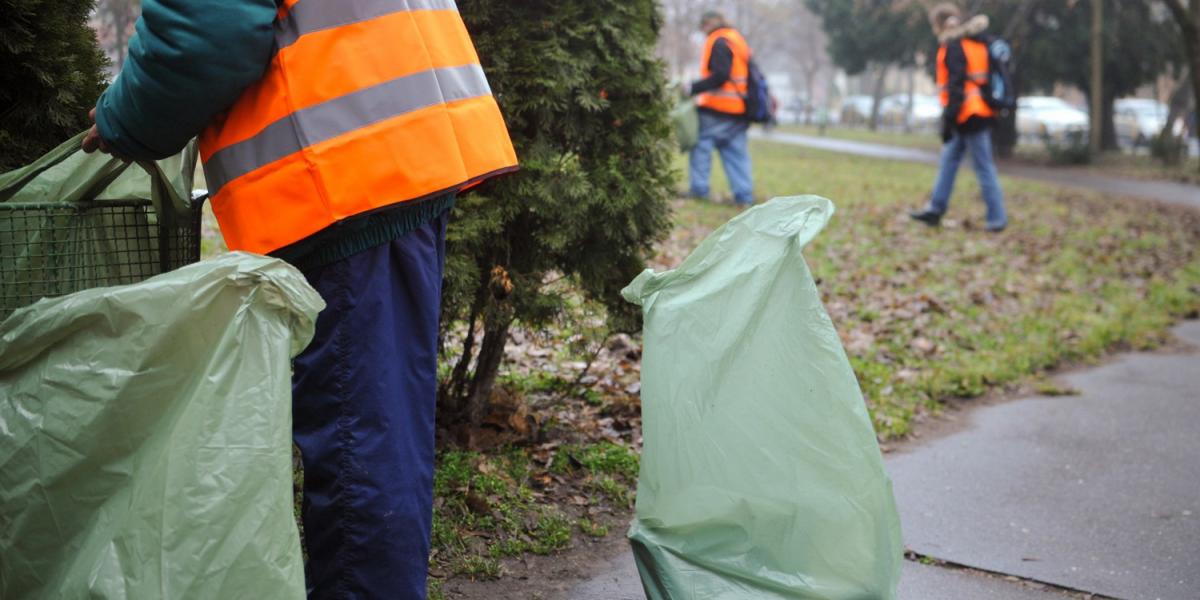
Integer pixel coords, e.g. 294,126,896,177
1016,96,1089,143
1114,98,1177,147
908,94,943,131
839,95,875,126
878,94,942,131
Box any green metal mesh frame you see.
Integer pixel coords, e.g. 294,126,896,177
0,199,202,320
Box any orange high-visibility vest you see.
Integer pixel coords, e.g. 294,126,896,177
937,38,995,124
199,0,518,255
696,28,751,116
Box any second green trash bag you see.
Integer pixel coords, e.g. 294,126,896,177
623,196,902,599
0,253,321,599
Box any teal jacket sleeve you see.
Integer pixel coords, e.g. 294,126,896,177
95,0,278,161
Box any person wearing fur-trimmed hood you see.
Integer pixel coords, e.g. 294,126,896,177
910,3,1008,233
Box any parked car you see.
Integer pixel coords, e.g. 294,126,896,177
839,95,874,126
907,95,942,131
877,94,942,132
1114,98,1176,147
876,94,907,128
1016,96,1089,143
776,96,811,125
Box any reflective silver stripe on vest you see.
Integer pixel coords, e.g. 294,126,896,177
205,63,490,194
277,0,459,50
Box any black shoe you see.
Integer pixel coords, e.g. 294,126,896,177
985,222,1007,233
909,209,942,227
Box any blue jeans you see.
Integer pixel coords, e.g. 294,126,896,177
928,127,1007,229
689,110,754,204
292,211,448,599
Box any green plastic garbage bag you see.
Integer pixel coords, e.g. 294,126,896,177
0,252,323,600
0,131,197,215
671,99,700,152
623,196,903,599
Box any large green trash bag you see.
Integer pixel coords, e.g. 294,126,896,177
622,196,903,599
0,252,323,599
671,99,700,152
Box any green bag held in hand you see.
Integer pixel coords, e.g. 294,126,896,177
0,253,323,599
0,132,201,318
671,99,700,152
623,196,903,599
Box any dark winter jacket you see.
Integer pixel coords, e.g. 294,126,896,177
939,15,993,135
94,0,277,161
690,36,734,97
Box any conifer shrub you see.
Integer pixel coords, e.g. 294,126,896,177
442,1,676,425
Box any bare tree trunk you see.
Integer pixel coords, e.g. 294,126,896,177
868,64,888,132
1159,72,1192,165
441,282,488,416
993,69,1020,158
1089,0,1104,155
1188,12,1200,170
994,0,1037,159
1102,90,1118,151
1161,3,1199,169
465,314,512,427
803,65,819,125
903,67,915,133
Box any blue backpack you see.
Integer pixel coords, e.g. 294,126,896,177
744,59,776,124
983,37,1016,111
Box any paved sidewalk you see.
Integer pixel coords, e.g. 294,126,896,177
890,321,1200,600
568,321,1200,599
754,130,1200,210
570,549,1074,600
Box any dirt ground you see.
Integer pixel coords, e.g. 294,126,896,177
438,510,633,600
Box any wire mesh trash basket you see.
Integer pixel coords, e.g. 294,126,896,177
0,198,203,320
0,134,206,321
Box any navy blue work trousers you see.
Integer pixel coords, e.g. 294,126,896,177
292,212,448,599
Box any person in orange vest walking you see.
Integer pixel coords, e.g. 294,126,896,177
687,10,755,207
910,3,1008,232
82,2,517,598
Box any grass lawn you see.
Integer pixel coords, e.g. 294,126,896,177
671,139,1200,438
775,124,944,152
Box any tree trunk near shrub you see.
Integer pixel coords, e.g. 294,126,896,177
464,313,512,427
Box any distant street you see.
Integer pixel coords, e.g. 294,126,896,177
754,130,1200,210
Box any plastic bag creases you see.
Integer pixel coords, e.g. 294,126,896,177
0,252,324,600
624,196,903,600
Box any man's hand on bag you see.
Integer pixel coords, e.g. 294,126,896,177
82,108,128,161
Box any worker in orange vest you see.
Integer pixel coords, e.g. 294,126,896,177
910,3,1008,232
686,10,755,207
83,2,517,597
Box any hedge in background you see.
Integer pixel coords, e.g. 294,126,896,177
0,0,106,171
